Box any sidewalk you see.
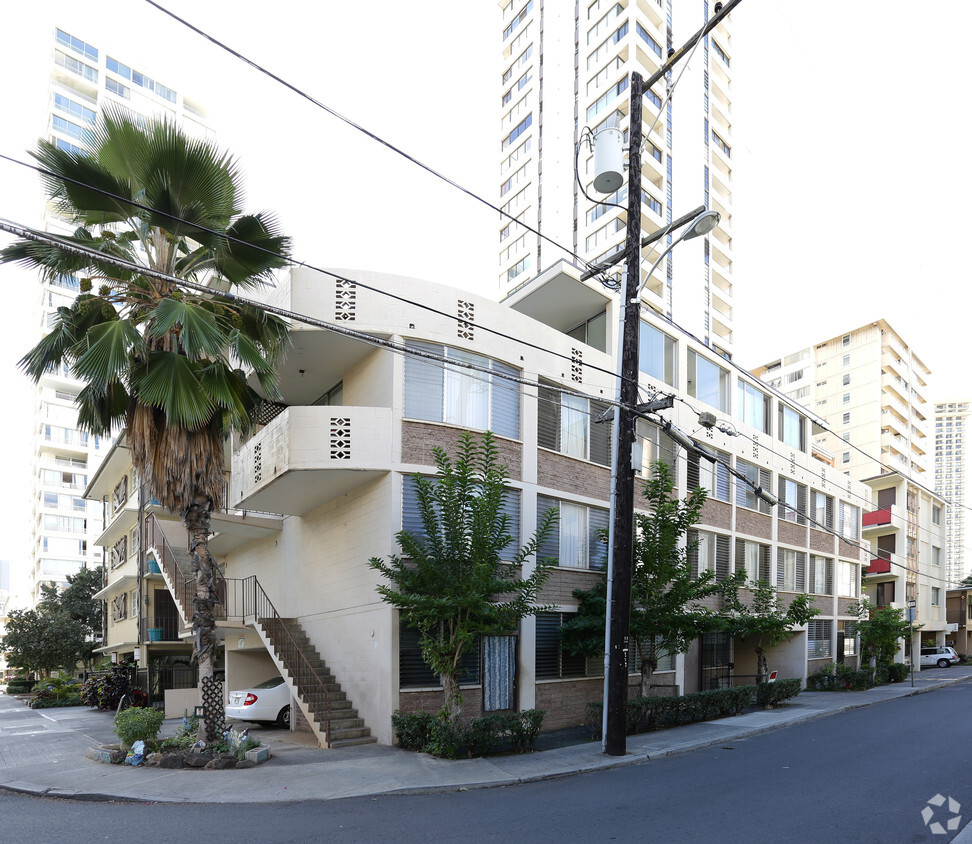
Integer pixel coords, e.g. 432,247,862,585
1,667,970,804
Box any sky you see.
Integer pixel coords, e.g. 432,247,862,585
0,1,969,587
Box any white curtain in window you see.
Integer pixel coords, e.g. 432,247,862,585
559,502,587,568
560,394,588,459
744,542,759,581
444,351,489,430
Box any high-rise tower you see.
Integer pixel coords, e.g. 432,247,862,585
935,401,969,585
24,26,211,603
497,1,734,357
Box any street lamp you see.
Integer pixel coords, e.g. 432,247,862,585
634,210,721,302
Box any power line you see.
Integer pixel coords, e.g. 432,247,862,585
140,0,600,279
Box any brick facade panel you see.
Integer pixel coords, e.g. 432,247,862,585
699,499,731,531
537,451,610,499
536,678,604,730
839,539,862,560
809,529,835,554
401,422,522,479
736,509,772,539
399,688,485,720
778,520,807,548
837,598,859,617
539,568,603,606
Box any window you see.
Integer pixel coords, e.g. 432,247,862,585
842,373,851,386
838,502,859,540
811,491,834,530
636,23,662,57
712,39,730,67
735,459,772,514
53,94,96,125
689,531,731,581
105,77,130,98
639,322,676,386
688,449,731,502
931,587,941,606
403,476,520,557
537,383,611,466
635,421,674,478
842,393,850,405
567,311,607,353
932,505,942,525
536,612,589,679
841,334,851,347
130,588,138,619
777,548,806,592
503,113,532,149
735,539,769,583
842,354,850,367
842,452,851,465
687,350,729,412
400,622,479,688
738,381,770,433
779,405,806,451
537,496,609,570
932,546,941,566
56,29,98,62
809,556,833,595
55,50,98,83
808,620,832,659
837,561,859,597
777,476,807,524
838,620,857,656
404,341,519,439
106,56,131,79
842,412,851,425
503,1,533,40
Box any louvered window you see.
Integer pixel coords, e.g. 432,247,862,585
735,459,772,514
809,555,834,595
689,530,731,581
635,420,674,478
807,619,832,659
812,491,834,530
630,636,675,672
838,502,860,540
735,539,770,583
537,495,608,570
535,612,587,679
687,449,731,502
399,622,480,688
777,548,806,592
838,621,857,656
402,477,520,558
404,341,519,439
778,476,807,524
537,382,612,466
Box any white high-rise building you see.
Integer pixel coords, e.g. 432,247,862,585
497,1,734,358
23,26,211,603
936,401,969,585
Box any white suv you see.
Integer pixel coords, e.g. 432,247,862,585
919,646,959,668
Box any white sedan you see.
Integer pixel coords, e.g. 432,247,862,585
225,676,292,727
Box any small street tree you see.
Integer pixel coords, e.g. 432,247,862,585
2,608,84,677
39,566,104,668
849,599,914,672
718,579,819,683
562,460,723,696
369,431,557,720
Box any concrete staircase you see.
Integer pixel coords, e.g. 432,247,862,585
255,617,376,748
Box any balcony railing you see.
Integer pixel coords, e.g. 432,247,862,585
862,508,892,528
867,557,892,575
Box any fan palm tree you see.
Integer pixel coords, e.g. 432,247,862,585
1,110,291,738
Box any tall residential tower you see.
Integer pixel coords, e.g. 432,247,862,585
497,1,735,357
25,26,211,602
936,401,969,585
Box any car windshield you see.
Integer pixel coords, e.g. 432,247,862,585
252,677,285,690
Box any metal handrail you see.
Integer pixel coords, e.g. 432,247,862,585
146,515,331,742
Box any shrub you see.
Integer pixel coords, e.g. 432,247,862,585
392,708,547,758
5,677,35,694
392,710,438,751
114,706,165,748
30,694,82,709
756,678,801,707
507,709,545,753
886,663,910,683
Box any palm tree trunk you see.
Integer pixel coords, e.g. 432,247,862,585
184,494,220,742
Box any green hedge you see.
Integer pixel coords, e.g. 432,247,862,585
5,677,35,694
586,680,803,739
392,709,546,758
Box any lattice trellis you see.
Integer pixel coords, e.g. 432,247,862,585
335,279,357,322
457,299,475,340
330,418,352,460
201,676,224,743
571,347,583,383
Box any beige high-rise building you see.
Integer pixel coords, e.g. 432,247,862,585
935,401,969,585
22,26,211,603
497,1,735,358
752,320,931,484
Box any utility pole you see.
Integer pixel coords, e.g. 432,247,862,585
603,0,743,757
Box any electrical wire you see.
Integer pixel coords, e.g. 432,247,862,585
140,0,601,280
0,152,630,389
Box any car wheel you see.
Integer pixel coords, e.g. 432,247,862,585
276,705,291,728
938,658,951,668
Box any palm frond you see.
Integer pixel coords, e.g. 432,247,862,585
210,214,291,287
146,298,226,360
75,381,129,436
130,351,215,429
196,362,264,433
71,319,144,389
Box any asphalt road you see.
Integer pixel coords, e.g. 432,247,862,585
3,678,972,843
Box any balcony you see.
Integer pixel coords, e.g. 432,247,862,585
230,406,393,516
863,508,892,528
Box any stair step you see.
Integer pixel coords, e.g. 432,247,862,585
328,717,364,730
329,735,378,749
328,726,372,741
300,691,347,705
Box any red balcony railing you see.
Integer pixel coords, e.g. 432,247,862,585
863,508,892,527
867,557,892,574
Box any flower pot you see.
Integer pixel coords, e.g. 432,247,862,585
148,560,161,574
148,628,163,642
